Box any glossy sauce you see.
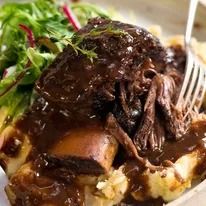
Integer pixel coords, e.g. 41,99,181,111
11,19,206,206
121,121,206,206
141,121,206,165
16,97,100,154
10,165,84,206
15,94,206,206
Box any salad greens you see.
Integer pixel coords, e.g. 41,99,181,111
0,0,109,130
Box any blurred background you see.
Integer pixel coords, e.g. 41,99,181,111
82,0,206,40
0,0,206,40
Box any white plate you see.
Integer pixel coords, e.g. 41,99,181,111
0,0,206,205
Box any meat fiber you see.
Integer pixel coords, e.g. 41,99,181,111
35,18,184,159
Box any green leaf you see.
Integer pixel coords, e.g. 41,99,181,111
27,47,44,69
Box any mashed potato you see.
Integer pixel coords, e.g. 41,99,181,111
84,149,205,205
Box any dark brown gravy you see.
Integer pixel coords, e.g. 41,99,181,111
141,121,206,165
10,165,84,206
16,97,99,154
13,98,92,205
123,160,149,203
10,19,206,206
14,94,206,206
120,120,206,206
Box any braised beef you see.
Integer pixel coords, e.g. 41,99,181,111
105,113,140,159
36,18,166,116
15,18,189,168
113,82,142,135
133,76,157,150
133,72,185,151
35,18,175,153
8,17,206,206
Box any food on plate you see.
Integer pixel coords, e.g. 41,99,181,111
1,0,206,206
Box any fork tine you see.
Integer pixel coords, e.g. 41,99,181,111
176,50,194,108
197,69,206,110
184,64,203,119
183,58,199,108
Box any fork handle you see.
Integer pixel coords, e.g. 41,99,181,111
185,0,199,46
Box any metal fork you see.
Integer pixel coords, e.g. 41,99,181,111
0,166,9,206
176,0,206,118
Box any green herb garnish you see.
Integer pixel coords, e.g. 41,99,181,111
66,38,98,62
70,25,127,62
88,25,128,37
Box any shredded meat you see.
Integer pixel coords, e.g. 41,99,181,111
155,73,185,140
36,17,186,164
105,113,162,172
134,72,185,151
105,113,139,158
133,76,157,150
113,82,142,135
